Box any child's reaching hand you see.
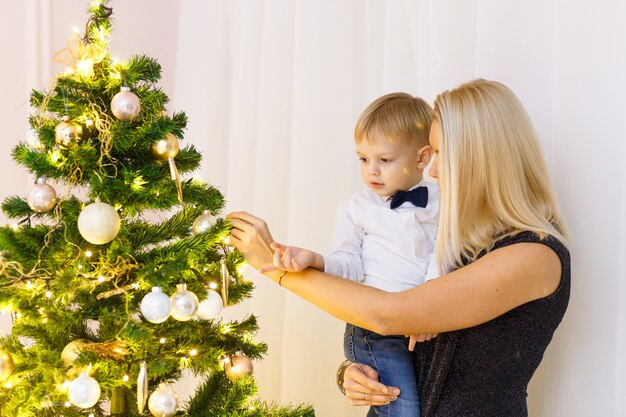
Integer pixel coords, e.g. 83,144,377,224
408,333,439,351
259,242,325,273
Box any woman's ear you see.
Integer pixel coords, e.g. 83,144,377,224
417,145,433,169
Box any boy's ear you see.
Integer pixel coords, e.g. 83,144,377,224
417,145,433,169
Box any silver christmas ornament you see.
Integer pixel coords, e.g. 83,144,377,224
55,117,83,147
192,210,216,234
220,258,230,306
27,178,57,213
68,372,101,408
169,283,198,321
195,289,223,320
137,360,148,413
224,352,254,381
77,201,121,245
26,128,44,150
140,287,171,324
148,383,178,417
111,86,141,121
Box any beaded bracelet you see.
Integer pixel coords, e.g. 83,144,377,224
336,359,354,395
278,270,288,286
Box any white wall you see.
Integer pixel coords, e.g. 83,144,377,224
1,1,625,416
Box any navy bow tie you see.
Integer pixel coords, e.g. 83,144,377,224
389,186,428,209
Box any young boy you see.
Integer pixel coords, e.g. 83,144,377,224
266,93,438,417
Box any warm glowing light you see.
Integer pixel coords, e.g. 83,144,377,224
222,237,231,245
132,282,139,289
85,250,92,258
10,223,19,231
15,312,22,319
122,375,129,382
223,325,231,334
181,356,187,361
159,338,166,344
189,349,198,356
4,382,12,389
26,281,33,289
76,59,94,77
209,282,218,290
45,291,52,298
98,276,105,282
85,119,94,127
64,401,71,407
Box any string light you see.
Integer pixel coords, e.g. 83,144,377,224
26,281,33,289
189,349,198,356
222,237,231,245
98,276,105,282
122,375,129,382
77,264,83,270
85,250,92,258
10,223,19,231
209,282,218,290
85,119,94,127
159,338,166,344
45,290,52,298
64,401,71,407
4,382,12,389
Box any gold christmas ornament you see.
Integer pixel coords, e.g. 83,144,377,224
77,201,121,245
151,133,182,202
111,86,141,121
55,116,83,147
224,352,253,381
27,178,57,213
0,348,15,382
151,133,180,161
61,339,91,367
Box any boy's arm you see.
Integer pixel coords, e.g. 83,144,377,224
323,201,365,281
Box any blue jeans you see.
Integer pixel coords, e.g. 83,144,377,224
344,324,420,417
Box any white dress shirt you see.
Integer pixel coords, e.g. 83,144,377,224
323,180,439,292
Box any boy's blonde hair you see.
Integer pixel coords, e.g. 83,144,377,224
433,79,568,270
355,92,432,148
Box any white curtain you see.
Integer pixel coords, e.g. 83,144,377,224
2,1,625,416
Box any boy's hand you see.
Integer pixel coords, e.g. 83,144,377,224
259,242,322,273
407,333,439,351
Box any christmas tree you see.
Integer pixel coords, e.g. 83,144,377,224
0,2,314,416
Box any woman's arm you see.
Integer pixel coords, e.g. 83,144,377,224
228,211,562,335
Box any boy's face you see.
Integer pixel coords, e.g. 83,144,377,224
356,133,427,198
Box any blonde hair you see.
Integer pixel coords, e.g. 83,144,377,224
433,79,568,270
355,92,432,148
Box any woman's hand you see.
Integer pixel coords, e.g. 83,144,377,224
226,211,276,270
343,363,399,406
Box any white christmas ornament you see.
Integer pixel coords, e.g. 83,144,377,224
77,201,121,244
140,287,171,324
148,383,178,417
27,178,57,213
195,289,223,320
111,86,141,121
68,372,101,408
191,210,216,235
169,283,198,321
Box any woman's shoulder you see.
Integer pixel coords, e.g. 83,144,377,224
492,230,570,267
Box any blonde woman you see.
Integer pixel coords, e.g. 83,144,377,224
228,79,570,417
